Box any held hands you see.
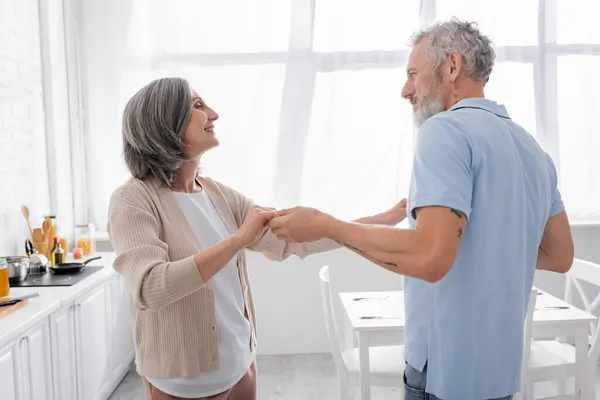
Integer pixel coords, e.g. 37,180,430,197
267,207,333,243
265,198,408,243
234,206,279,247
237,198,408,247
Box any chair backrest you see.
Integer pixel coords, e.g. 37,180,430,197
319,265,348,372
518,287,538,398
564,258,600,362
521,288,538,382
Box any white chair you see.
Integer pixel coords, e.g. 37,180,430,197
319,265,405,399
525,259,600,400
517,287,538,400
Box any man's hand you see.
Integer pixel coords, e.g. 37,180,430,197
267,207,334,242
376,198,408,226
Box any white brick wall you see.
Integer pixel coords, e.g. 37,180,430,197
0,0,51,255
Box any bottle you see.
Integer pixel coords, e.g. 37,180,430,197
51,237,65,265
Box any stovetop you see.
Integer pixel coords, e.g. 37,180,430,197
11,266,104,287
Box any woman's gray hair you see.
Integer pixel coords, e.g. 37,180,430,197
122,77,193,187
410,18,495,85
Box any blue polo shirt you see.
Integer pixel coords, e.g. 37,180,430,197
404,98,564,399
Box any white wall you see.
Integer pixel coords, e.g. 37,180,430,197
250,246,404,355
0,0,51,255
251,226,600,355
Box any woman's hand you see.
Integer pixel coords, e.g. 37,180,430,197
235,206,279,247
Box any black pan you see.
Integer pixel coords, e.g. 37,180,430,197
50,256,102,274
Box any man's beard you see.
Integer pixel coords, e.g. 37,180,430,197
413,77,445,128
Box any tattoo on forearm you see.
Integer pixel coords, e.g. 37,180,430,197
450,208,463,219
340,242,398,267
450,209,466,240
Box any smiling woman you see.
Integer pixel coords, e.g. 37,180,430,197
107,76,406,400
121,78,212,188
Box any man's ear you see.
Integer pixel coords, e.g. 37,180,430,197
447,50,464,82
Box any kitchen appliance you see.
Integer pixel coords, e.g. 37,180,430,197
28,253,49,275
50,256,101,274
5,256,29,283
25,239,50,275
9,266,104,287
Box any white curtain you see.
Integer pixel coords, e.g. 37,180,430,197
75,0,600,230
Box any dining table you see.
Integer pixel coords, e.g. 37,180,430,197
339,288,596,400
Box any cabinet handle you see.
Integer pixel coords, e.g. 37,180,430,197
19,335,29,345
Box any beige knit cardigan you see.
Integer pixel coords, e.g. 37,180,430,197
108,176,337,378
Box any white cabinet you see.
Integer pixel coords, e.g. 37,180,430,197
8,266,135,400
0,340,23,400
20,319,54,400
50,305,77,400
48,276,135,400
108,275,135,381
74,284,111,400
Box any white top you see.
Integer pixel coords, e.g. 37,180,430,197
146,190,253,398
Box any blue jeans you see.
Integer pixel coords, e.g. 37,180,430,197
404,362,513,400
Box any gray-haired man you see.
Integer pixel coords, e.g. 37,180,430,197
267,19,573,400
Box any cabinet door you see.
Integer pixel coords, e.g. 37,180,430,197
50,306,77,400
22,319,54,400
0,340,22,400
74,284,110,400
113,275,134,372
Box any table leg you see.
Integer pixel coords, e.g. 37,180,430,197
358,331,371,400
574,328,589,399
345,315,357,348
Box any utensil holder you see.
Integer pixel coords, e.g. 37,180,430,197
32,239,51,260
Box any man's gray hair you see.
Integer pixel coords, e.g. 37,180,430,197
410,18,496,84
122,77,193,187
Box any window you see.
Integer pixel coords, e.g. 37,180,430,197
78,0,600,230
433,0,600,224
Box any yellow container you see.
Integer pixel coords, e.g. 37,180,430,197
0,259,9,297
75,224,96,256
76,238,91,256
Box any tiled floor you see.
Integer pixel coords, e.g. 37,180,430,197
108,354,600,400
108,354,401,400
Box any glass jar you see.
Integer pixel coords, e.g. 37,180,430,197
0,258,9,297
75,223,96,256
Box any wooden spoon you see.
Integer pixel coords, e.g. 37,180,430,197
42,218,52,241
42,218,53,257
21,205,33,236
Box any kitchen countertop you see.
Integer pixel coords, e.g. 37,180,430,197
0,252,117,348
